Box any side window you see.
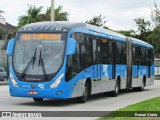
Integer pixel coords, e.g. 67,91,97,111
132,45,138,65
101,38,109,64
65,33,81,82
80,34,93,69
121,42,126,64
137,46,142,59
145,49,151,66
65,33,93,82
109,41,113,64
137,46,143,65
148,49,154,65
115,41,126,64
71,33,81,72
139,47,146,65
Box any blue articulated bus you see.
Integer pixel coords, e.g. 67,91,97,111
7,22,154,103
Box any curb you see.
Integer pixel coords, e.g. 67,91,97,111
0,81,8,86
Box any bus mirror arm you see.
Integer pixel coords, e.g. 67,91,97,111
66,38,77,55
7,38,15,56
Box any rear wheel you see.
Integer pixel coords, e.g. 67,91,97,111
33,98,43,102
77,82,89,103
111,80,119,97
138,78,145,91
133,78,145,91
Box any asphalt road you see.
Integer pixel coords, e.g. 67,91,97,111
0,80,160,120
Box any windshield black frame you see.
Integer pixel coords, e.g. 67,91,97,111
12,32,68,82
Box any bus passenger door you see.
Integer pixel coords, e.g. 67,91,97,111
92,38,101,81
92,37,101,94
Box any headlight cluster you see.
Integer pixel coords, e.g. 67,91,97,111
10,73,19,87
50,74,64,88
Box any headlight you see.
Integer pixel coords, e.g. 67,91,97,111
10,73,19,87
50,74,64,88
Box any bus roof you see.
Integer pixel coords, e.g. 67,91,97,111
130,37,153,49
18,21,153,48
18,21,126,38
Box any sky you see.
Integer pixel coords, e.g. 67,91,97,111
1,0,160,31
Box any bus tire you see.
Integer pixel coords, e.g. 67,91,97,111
138,78,145,91
133,78,145,91
111,80,119,97
33,98,43,102
77,82,89,103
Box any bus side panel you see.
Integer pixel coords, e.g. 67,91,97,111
115,64,127,89
146,64,154,86
71,66,93,98
99,64,115,93
132,65,147,87
71,64,118,97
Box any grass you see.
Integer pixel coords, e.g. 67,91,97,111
99,97,160,120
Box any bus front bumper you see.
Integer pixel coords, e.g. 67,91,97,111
9,81,73,99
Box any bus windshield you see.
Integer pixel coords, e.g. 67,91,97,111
13,33,67,82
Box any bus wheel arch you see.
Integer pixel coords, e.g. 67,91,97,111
143,75,146,87
77,78,91,103
86,78,91,95
136,75,146,91
140,75,146,91
117,76,121,90
111,77,120,97
33,98,43,102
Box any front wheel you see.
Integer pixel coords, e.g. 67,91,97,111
33,98,43,102
77,82,89,103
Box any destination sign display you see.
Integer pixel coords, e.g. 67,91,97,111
21,33,61,41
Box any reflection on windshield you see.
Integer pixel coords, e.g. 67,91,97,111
13,40,65,76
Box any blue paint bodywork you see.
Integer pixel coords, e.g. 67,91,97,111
8,23,154,99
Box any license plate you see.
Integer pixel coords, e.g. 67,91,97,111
28,90,38,95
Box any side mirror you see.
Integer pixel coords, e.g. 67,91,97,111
66,38,77,55
7,38,15,56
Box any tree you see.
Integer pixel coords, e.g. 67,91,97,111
18,5,69,28
18,5,43,28
134,18,151,41
151,2,160,27
147,26,160,53
54,5,69,21
117,30,136,37
86,14,107,27
40,5,69,21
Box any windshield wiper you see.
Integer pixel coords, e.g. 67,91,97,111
39,48,48,80
20,47,37,78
